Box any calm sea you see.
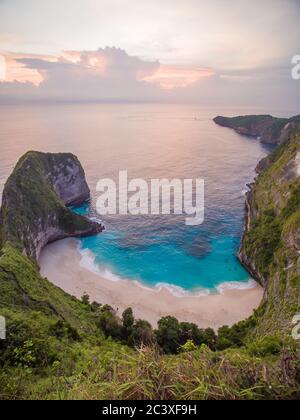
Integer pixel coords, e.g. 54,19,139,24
0,103,289,294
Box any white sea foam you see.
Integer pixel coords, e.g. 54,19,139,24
89,216,103,224
154,283,211,298
79,247,123,282
79,248,101,274
76,242,257,298
216,278,257,294
131,280,211,297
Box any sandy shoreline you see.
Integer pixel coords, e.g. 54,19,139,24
39,238,264,329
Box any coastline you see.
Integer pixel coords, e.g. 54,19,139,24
39,238,264,329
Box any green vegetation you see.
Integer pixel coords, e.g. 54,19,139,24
216,114,279,129
155,316,216,354
0,136,300,400
0,243,299,399
0,151,101,259
240,126,300,337
244,209,282,277
214,114,300,144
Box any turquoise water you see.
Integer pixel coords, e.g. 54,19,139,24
78,220,249,291
0,103,275,293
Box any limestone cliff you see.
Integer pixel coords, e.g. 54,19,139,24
214,114,300,145
238,125,300,334
0,151,103,259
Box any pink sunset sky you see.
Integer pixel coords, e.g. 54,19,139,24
0,0,299,108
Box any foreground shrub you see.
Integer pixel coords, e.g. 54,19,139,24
247,336,283,357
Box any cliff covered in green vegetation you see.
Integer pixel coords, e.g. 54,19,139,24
238,125,300,336
0,151,103,259
214,114,300,145
0,145,299,400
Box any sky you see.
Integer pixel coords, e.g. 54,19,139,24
0,0,299,109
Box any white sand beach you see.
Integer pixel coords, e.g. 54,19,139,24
39,238,264,329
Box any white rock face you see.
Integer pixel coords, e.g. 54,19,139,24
295,152,300,176
282,150,300,181
47,157,90,205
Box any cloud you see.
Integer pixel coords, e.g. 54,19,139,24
0,47,299,111
143,66,214,89
1,0,299,70
0,47,214,101
14,48,158,81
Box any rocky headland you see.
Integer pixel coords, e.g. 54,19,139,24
0,151,103,259
214,114,300,145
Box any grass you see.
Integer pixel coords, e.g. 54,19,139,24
1,344,299,400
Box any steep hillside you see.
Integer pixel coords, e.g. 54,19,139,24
214,115,300,145
239,125,300,336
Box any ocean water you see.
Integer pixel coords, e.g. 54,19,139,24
0,103,283,294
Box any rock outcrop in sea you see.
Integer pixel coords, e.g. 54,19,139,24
0,151,103,259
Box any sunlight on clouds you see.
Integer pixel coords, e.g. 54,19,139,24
3,53,57,85
0,46,298,108
142,66,214,89
219,74,256,82
0,0,299,73
61,51,81,64
62,51,108,75
3,49,214,91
